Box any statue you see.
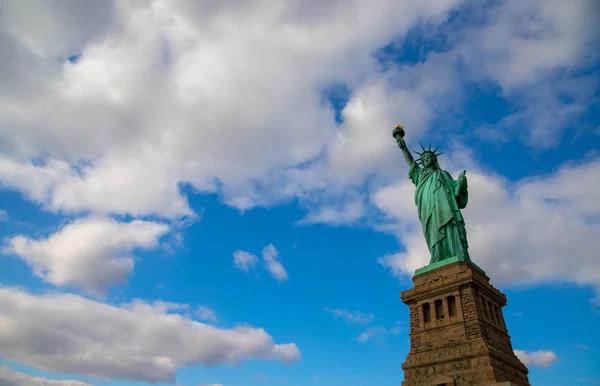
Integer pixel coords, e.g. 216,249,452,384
393,125,474,269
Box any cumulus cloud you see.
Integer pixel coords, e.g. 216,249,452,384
233,250,259,272
375,157,600,299
324,308,375,325
0,0,595,221
452,0,600,146
0,0,594,237
0,366,93,386
196,306,218,323
0,0,467,219
0,287,300,383
514,350,558,368
3,216,169,296
457,0,598,88
0,2,597,381
262,244,289,283
0,155,196,220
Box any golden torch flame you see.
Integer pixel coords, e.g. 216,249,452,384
393,124,405,139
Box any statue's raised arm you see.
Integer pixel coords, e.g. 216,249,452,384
392,124,474,270
393,125,415,168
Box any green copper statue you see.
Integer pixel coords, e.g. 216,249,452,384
393,125,474,270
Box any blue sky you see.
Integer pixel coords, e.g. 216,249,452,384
0,1,599,385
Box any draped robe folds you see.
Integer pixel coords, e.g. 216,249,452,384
409,163,471,264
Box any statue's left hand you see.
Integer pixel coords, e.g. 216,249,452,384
458,170,466,181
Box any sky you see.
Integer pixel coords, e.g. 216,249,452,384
0,0,599,385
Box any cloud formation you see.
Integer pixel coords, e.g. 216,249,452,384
262,244,289,283
356,326,389,343
0,0,467,219
234,244,289,282
13,0,593,219
3,216,169,296
0,288,300,383
0,0,596,297
233,250,259,272
0,0,597,382
0,0,595,228
325,308,402,342
376,157,600,299
514,350,558,368
324,308,375,325
0,366,93,386
196,305,219,323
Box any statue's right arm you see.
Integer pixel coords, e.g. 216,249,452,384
397,137,415,168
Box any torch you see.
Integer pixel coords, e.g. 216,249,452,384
392,124,405,139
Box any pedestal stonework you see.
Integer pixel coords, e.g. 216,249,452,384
400,261,530,386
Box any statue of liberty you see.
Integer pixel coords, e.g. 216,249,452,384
393,125,475,271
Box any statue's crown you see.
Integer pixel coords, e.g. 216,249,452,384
414,143,443,164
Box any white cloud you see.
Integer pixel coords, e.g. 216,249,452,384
0,0,469,220
514,350,558,368
357,326,388,343
0,366,93,386
490,75,597,147
196,306,218,323
298,194,366,226
233,250,259,272
0,0,115,59
324,308,402,343
375,157,600,299
458,0,598,89
0,208,8,222
0,155,194,220
0,0,594,230
0,1,597,362
356,324,403,343
233,244,289,282
0,287,300,383
3,216,170,296
324,308,374,325
325,54,458,184
262,244,288,283
0,0,596,222
454,0,599,146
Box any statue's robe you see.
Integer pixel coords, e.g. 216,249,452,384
409,163,471,264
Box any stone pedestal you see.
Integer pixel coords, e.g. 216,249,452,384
400,261,530,386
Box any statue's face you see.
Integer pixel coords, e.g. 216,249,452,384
421,153,435,168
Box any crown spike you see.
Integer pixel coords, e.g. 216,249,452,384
428,142,432,152
420,143,426,152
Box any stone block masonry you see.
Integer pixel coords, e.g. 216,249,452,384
400,261,530,386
